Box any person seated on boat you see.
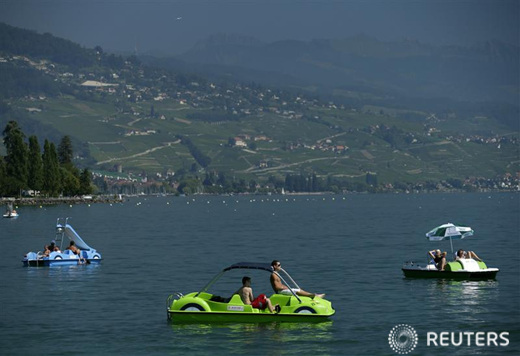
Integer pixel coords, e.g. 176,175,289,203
48,240,61,253
235,276,279,313
456,249,482,261
43,245,51,256
270,260,325,298
428,250,447,271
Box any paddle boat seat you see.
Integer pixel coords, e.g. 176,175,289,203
445,259,487,272
228,294,245,305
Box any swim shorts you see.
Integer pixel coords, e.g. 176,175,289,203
251,294,268,309
278,288,300,295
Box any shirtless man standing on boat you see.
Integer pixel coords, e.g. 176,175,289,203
270,260,325,298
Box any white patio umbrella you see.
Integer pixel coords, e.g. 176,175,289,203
426,223,474,253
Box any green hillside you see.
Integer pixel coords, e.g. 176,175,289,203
0,23,518,193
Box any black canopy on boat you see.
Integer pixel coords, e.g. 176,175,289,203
223,262,273,272
198,261,303,302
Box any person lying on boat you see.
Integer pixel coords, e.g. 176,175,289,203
66,241,81,254
235,276,279,313
66,241,87,264
456,249,482,261
428,250,447,271
270,260,325,298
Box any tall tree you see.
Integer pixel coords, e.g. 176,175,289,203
60,167,79,196
27,135,43,191
79,168,93,194
0,158,7,196
58,135,73,167
42,140,61,196
2,121,28,194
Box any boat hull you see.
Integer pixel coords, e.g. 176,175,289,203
167,310,334,323
23,258,102,267
402,268,499,280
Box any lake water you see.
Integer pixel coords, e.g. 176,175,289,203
1,193,518,355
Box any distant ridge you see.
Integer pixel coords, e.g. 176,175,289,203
192,33,264,49
177,33,519,106
0,22,94,66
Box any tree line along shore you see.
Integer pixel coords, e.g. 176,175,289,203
1,121,93,198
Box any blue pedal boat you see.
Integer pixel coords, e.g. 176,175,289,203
22,218,102,267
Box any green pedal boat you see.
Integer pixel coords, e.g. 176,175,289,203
166,262,335,323
402,259,499,280
402,223,499,280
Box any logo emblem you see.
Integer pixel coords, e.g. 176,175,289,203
388,324,418,354
227,305,244,311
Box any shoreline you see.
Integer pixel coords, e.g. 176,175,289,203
1,196,124,206
1,189,517,207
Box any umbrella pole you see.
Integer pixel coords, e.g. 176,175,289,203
449,236,454,255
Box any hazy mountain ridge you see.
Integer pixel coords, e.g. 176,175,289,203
178,34,519,105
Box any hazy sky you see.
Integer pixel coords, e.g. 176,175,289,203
1,0,518,55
